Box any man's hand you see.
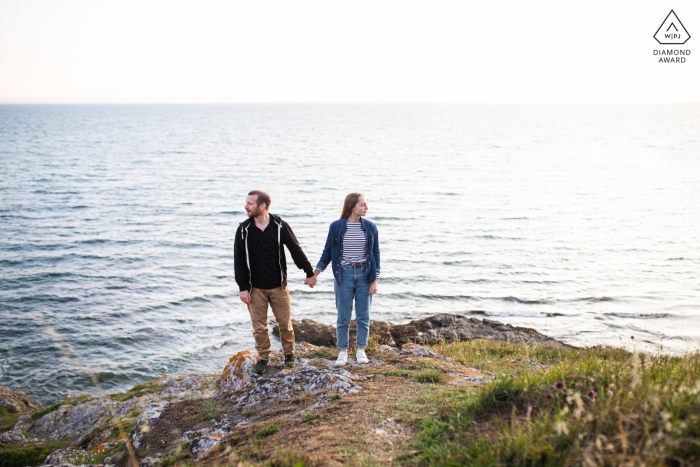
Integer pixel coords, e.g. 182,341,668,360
369,280,378,296
239,290,251,304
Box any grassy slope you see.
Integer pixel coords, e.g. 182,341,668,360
409,340,700,467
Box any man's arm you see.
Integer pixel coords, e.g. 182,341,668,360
234,225,251,293
282,221,314,277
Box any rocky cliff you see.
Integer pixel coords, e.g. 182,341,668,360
0,314,566,467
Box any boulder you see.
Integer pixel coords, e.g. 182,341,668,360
391,313,571,348
274,313,570,349
29,398,115,441
0,428,26,444
0,386,42,413
215,350,258,395
272,319,336,346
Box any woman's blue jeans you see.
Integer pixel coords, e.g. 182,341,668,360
334,264,372,350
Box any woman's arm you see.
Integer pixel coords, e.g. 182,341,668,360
369,225,379,295
315,225,333,274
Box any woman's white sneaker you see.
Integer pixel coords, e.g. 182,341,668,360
356,349,369,364
335,351,348,366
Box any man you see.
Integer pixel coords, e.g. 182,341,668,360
234,190,315,374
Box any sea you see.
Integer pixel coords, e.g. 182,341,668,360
1,104,699,405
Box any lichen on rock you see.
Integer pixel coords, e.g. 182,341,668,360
215,350,259,395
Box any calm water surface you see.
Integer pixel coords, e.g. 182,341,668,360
1,104,699,405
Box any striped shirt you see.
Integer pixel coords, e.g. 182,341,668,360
341,222,380,278
341,222,367,265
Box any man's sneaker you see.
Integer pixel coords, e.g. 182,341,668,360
335,351,348,366
254,359,268,374
284,354,295,368
356,349,369,364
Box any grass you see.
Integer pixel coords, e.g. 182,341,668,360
383,367,445,383
266,449,321,467
257,419,281,437
0,406,20,433
413,370,445,383
31,395,92,419
196,400,222,421
244,408,259,417
409,340,700,466
383,369,412,378
307,347,340,360
108,381,164,402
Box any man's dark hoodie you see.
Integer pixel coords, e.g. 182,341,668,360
234,214,314,293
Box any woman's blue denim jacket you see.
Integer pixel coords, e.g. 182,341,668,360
315,217,380,285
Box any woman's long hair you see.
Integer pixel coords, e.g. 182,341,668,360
340,192,364,219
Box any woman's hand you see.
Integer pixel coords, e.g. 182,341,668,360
369,279,378,296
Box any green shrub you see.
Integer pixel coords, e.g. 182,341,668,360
415,342,700,466
0,442,68,467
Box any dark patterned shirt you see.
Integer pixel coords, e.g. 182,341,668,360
248,221,283,289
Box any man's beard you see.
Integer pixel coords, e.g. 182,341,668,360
247,207,261,217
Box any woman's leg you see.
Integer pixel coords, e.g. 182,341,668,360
354,267,372,349
334,269,354,350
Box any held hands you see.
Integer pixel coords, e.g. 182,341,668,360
304,276,318,288
239,290,251,304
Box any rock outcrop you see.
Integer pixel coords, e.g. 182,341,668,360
0,314,563,466
0,386,42,413
274,313,570,348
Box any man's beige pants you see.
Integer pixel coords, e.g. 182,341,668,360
247,287,295,360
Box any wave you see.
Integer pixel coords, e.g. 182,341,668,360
167,293,228,306
8,295,80,303
474,235,523,240
605,312,669,319
469,310,565,318
379,292,554,304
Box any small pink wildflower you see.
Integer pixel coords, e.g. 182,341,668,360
546,393,554,399
555,381,566,389
587,391,597,398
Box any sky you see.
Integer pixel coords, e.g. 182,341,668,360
0,0,698,104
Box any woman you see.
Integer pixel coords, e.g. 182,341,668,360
306,193,380,365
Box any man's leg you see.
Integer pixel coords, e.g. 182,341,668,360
247,288,272,360
334,268,354,350
269,286,295,356
354,267,372,349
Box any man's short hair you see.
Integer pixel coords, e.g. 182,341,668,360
248,190,271,210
